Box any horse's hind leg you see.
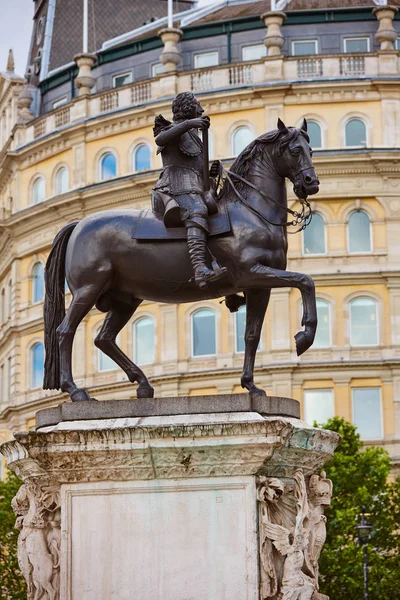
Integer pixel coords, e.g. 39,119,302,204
94,298,155,399
58,286,102,402
241,289,270,395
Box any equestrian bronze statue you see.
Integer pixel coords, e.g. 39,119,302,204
43,92,320,403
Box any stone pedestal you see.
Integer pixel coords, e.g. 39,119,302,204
0,395,340,600
158,28,183,73
74,53,96,96
373,5,398,51
261,11,287,57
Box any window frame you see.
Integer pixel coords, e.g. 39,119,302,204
133,316,156,366
32,176,46,205
306,120,323,150
349,296,379,347
32,262,45,304
241,43,267,62
30,342,44,389
302,212,327,256
314,299,331,348
352,387,383,440
344,118,368,148
231,125,254,156
191,308,217,358
344,37,370,54
234,305,246,354
133,143,151,173
152,63,165,77
303,388,335,425
347,210,373,255
99,152,117,181
194,51,219,69
55,166,70,195
52,96,68,110
291,39,318,56
112,72,133,88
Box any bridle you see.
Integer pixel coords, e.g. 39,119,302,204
220,164,312,234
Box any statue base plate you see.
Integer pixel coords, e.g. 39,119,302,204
35,393,300,429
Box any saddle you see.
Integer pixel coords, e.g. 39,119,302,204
131,200,231,241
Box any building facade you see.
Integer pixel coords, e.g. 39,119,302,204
1,0,400,476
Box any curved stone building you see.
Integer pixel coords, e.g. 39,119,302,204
1,0,400,475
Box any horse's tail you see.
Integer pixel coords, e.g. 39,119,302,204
43,221,79,390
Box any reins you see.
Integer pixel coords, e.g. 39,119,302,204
220,165,312,234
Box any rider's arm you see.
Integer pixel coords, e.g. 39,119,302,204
155,116,209,147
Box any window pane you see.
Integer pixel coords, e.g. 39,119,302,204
33,177,45,204
193,309,216,356
304,389,334,425
134,317,155,365
113,73,132,88
293,41,317,56
194,52,219,69
134,145,151,172
233,127,253,156
31,343,44,388
345,38,369,53
303,213,325,255
1,289,5,323
242,44,266,61
100,153,117,180
348,211,371,253
314,300,330,347
307,121,322,149
350,298,378,346
353,388,382,439
236,306,246,353
152,63,165,77
56,167,69,194
98,350,116,371
345,119,366,147
53,97,68,109
33,263,44,303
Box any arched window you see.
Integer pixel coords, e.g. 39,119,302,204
307,121,322,149
232,126,253,156
235,305,246,353
0,288,5,323
192,309,216,356
345,119,367,147
32,263,44,303
134,145,151,172
348,211,371,253
98,349,116,371
303,213,326,255
133,317,155,365
350,297,378,346
32,177,45,204
100,152,117,180
31,342,44,388
8,279,12,318
314,300,331,347
55,166,69,194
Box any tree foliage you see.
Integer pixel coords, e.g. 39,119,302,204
0,471,26,600
319,417,400,600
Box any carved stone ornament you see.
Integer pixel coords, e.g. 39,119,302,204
12,479,61,600
257,470,333,600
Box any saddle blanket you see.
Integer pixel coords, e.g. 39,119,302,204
132,204,231,241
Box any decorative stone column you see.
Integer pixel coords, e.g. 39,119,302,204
1,394,340,600
373,5,398,50
261,11,287,57
16,83,34,124
74,53,96,96
158,28,183,73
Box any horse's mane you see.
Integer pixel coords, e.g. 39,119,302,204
225,127,309,197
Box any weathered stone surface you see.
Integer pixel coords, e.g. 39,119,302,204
35,394,300,429
1,409,340,600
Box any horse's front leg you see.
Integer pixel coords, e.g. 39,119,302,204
241,289,271,396
240,264,317,356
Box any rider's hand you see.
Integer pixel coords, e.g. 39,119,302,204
209,160,220,178
188,116,210,131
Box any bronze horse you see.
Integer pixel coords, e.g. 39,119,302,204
43,119,319,402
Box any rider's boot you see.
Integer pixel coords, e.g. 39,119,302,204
187,226,226,288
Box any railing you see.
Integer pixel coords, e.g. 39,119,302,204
229,65,253,86
54,107,70,128
297,58,323,78
33,118,46,139
100,91,119,113
191,70,213,93
131,82,151,105
340,56,366,77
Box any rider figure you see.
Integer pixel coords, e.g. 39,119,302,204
153,92,225,288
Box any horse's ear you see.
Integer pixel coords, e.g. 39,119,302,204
301,118,308,132
277,118,288,134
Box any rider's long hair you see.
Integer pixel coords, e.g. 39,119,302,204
172,92,198,121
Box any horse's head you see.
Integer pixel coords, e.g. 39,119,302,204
274,118,319,200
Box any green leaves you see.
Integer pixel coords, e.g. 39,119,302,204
319,417,400,600
0,472,26,600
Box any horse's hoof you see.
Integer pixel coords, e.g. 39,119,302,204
241,380,265,396
295,331,313,356
137,382,154,399
70,388,92,402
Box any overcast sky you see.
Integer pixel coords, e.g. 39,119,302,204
0,0,216,76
